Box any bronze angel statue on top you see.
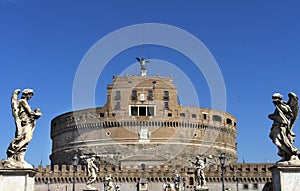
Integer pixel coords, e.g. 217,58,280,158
268,92,300,165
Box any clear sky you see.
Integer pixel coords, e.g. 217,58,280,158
1,0,300,166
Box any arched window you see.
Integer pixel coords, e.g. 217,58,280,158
212,115,222,123
131,90,137,100
226,118,232,125
189,177,194,185
115,90,121,100
163,91,169,100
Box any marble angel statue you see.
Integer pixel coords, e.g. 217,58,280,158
4,89,42,168
268,92,300,165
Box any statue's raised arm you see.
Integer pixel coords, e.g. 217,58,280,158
268,92,300,166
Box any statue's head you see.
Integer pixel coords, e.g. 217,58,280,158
21,89,34,99
272,93,283,101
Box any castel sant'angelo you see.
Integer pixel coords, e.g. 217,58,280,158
34,58,273,191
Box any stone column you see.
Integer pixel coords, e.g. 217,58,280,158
0,168,37,191
270,165,300,191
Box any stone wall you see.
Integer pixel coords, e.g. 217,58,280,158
50,112,237,167
50,75,238,167
34,163,273,191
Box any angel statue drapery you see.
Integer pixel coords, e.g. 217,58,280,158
191,156,207,189
80,155,99,190
268,92,300,165
3,89,42,168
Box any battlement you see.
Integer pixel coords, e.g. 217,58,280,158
34,163,273,185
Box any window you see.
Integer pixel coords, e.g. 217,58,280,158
163,91,169,100
147,90,153,100
130,105,155,116
253,183,258,189
168,113,172,117
212,115,222,123
115,102,121,110
189,177,194,185
131,90,137,100
243,184,249,189
152,81,156,88
131,106,138,116
226,118,232,125
139,106,146,116
180,113,185,117
147,106,154,116
164,102,169,109
115,91,121,100
202,113,207,120
100,113,105,117
192,114,197,118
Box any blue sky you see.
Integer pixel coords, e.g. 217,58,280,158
1,1,300,166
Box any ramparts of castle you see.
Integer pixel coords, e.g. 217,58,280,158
35,163,273,191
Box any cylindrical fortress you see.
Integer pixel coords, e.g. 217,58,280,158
50,75,237,166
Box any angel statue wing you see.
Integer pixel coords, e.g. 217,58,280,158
287,92,299,130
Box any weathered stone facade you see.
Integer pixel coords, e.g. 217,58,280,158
34,163,273,191
50,75,237,167
44,72,277,191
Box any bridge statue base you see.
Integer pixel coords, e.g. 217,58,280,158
0,168,37,191
271,164,300,191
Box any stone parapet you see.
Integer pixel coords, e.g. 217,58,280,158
34,163,273,185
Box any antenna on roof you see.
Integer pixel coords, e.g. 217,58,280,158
142,44,145,58
40,156,43,166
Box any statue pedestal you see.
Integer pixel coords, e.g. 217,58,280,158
270,165,300,191
0,168,37,191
